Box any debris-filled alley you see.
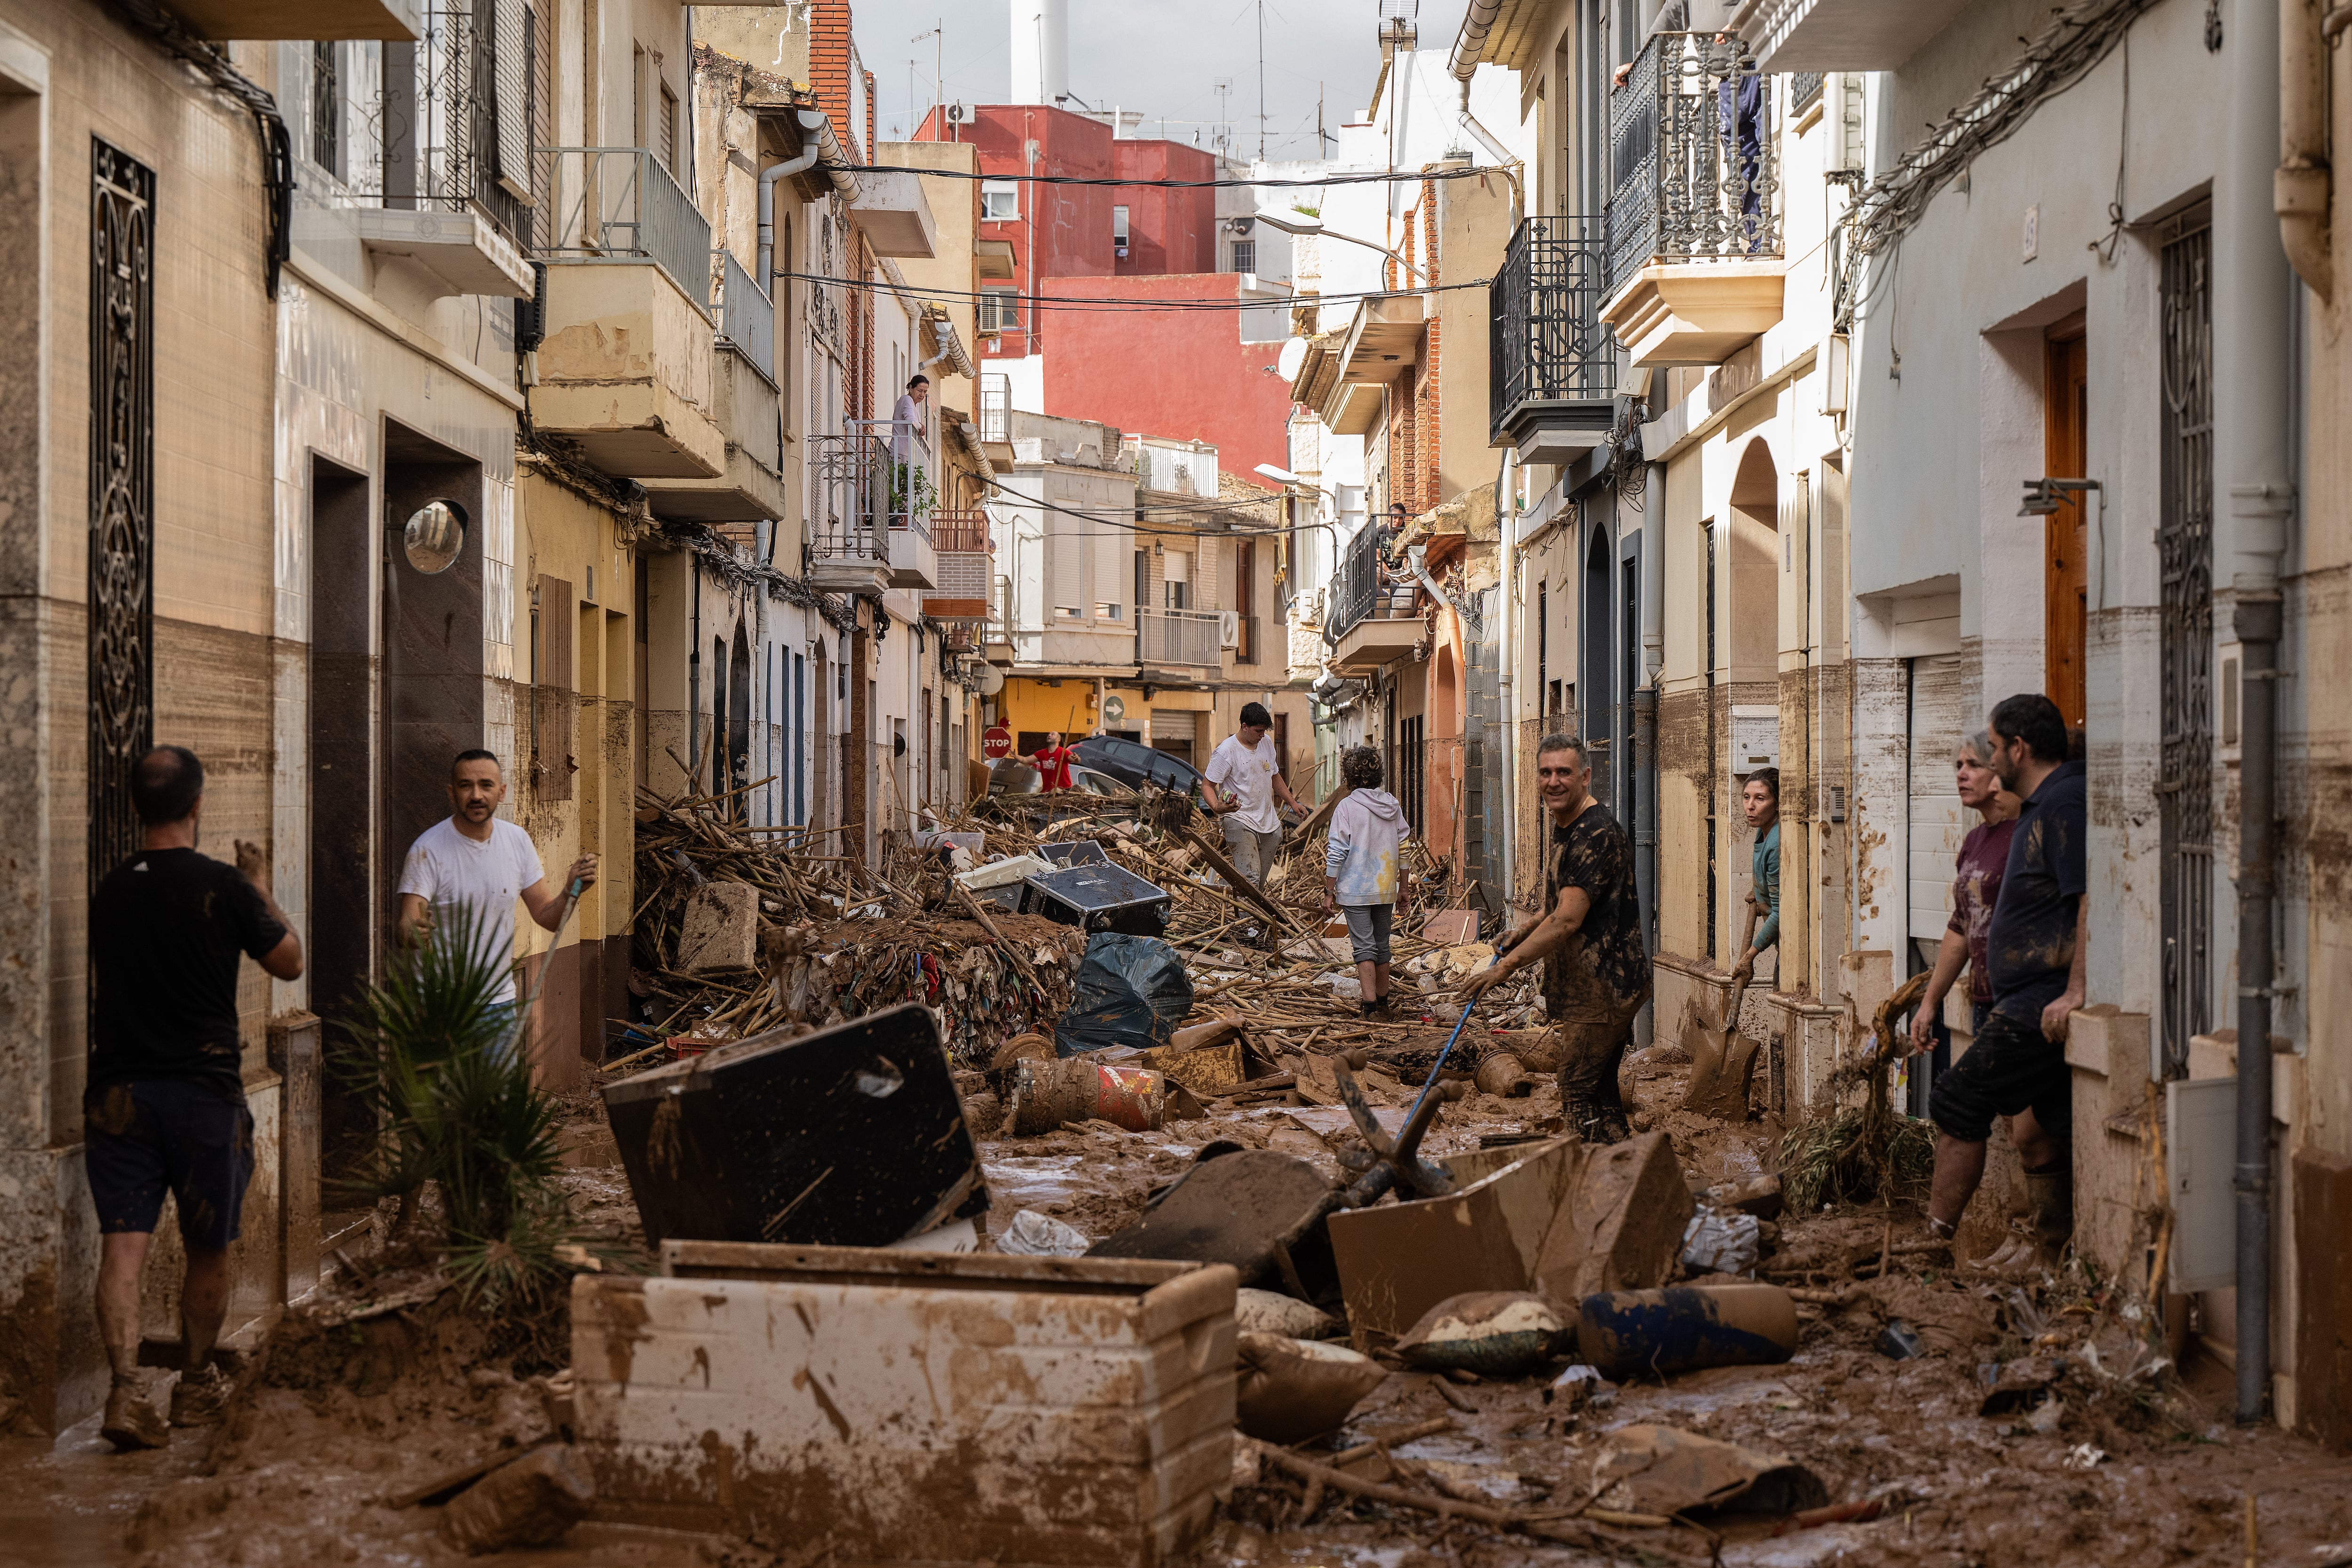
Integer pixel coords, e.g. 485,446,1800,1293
10,0,2352,1562
11,779,2349,1568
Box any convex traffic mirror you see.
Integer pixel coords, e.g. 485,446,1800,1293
400,499,466,574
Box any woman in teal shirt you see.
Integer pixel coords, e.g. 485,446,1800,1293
1731,768,1779,991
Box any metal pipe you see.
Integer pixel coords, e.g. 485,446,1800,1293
1637,460,1665,966
1498,449,1519,910
2220,0,2295,1425
757,109,830,286
2279,0,2333,301
1449,0,1503,80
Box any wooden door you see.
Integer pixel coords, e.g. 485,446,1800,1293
2045,317,2089,730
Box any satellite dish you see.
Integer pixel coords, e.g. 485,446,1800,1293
1276,337,1308,382
975,662,1006,696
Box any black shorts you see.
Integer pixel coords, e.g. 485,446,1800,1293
85,1080,254,1250
1929,1008,2071,1146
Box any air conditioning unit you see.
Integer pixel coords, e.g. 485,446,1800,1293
1218,610,1242,649
945,103,971,125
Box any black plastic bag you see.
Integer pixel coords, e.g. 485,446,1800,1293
1054,933,1194,1056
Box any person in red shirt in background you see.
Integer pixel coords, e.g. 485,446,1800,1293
1032,731,1076,791
1910,729,2023,1051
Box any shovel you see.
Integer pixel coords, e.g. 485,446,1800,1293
1680,971,1761,1120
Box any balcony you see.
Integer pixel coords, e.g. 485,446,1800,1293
1317,294,1423,436
1488,216,1615,464
354,207,534,299
848,170,938,259
1137,608,1223,673
808,421,937,594
923,510,994,621
643,250,787,523
977,374,1013,472
167,0,420,38
1600,33,1785,369
532,149,724,478
1326,523,1420,670
1732,0,1975,72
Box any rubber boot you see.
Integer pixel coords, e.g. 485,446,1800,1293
2024,1166,2073,1264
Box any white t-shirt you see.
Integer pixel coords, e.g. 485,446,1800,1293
397,818,547,1002
1206,732,1282,833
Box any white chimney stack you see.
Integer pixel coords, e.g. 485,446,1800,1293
1010,0,1069,105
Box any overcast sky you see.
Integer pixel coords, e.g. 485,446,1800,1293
853,0,1472,160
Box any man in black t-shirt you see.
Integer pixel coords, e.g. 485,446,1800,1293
1461,735,1652,1142
86,746,302,1450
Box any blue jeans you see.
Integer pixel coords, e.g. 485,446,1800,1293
486,1000,521,1065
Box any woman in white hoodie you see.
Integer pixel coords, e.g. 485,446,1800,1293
1322,746,1406,1018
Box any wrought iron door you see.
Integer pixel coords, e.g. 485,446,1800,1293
2157,206,2213,1078
88,139,155,892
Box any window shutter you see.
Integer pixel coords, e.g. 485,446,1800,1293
1052,511,1084,613
493,0,530,198
1217,537,1237,613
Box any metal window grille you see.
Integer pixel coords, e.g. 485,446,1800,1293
2158,204,2214,1079
978,374,1010,443
1605,32,1781,294
1488,215,1612,443
311,41,342,175
88,139,156,896
1231,239,1256,274
1788,72,1824,113
979,289,1020,333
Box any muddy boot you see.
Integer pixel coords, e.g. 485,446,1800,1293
101,1380,169,1451
2025,1166,2073,1264
169,1364,230,1427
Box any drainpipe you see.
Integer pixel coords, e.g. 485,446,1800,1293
2278,0,2333,301
2219,0,2294,1427
1637,461,1665,969
1497,449,1519,913
1454,79,1525,225
757,109,830,286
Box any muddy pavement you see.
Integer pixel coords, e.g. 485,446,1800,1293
25,1026,2351,1567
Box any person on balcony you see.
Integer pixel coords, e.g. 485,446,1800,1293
891,374,930,462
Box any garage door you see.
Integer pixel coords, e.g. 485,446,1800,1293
1907,654,1968,952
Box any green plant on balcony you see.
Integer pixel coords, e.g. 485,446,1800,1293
890,459,939,523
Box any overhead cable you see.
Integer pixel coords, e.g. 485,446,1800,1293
772,269,1489,312
830,160,1513,191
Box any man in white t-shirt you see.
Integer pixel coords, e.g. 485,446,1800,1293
397,751,596,1039
1201,702,1302,894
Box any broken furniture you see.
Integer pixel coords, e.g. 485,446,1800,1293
1021,860,1175,937
602,1003,986,1248
1088,1148,1340,1299
573,1242,1237,1567
1327,1131,1693,1344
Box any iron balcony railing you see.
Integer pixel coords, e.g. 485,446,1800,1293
1605,32,1781,295
1327,522,1419,641
813,420,936,566
977,373,1011,445
539,147,713,310
1137,608,1223,669
1489,215,1613,444
710,247,775,386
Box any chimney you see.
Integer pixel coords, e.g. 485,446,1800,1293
810,2,853,149
1009,0,1068,106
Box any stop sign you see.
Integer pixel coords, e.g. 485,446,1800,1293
983,724,1012,759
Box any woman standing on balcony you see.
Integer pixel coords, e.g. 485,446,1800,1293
890,374,930,462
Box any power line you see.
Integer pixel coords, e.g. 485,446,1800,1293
828,159,1510,191
772,269,1489,312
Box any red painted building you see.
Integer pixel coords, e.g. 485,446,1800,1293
913,102,1284,481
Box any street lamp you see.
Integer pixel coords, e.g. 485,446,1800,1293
1249,209,1425,281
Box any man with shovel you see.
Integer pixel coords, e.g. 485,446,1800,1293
397,749,597,1055
1458,734,1650,1143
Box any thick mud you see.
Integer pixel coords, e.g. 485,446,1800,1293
12,1031,2348,1566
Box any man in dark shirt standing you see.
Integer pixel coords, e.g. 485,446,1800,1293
1461,735,1652,1142
86,746,302,1449
1924,695,2084,1258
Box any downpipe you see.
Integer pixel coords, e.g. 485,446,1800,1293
2221,0,2294,1426
1637,461,1665,970
757,109,830,286
1497,450,1519,912
2278,0,2333,302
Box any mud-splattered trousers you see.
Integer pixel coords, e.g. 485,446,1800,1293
1546,938,1652,1145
